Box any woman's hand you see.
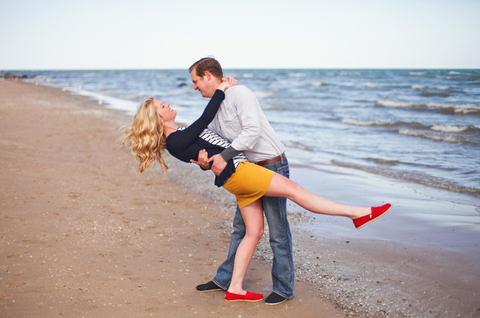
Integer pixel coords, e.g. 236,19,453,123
217,81,230,92
225,75,237,87
217,76,237,91
190,149,210,170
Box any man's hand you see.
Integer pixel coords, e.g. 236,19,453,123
190,149,210,170
209,154,227,176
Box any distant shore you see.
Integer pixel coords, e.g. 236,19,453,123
1,80,479,317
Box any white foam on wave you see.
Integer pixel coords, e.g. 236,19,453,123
253,90,274,98
341,118,396,127
284,141,313,151
277,81,304,87
410,72,426,76
339,71,361,76
288,73,306,77
377,100,480,114
412,85,426,90
431,124,470,133
168,89,189,95
62,86,82,92
412,85,450,90
399,129,464,143
377,100,414,108
81,72,101,77
75,89,138,114
242,73,254,78
364,83,381,88
309,82,327,87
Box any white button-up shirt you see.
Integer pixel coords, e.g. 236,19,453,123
208,85,285,163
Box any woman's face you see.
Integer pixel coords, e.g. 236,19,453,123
153,99,176,122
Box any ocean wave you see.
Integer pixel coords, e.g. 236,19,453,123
339,71,361,76
421,92,450,97
284,141,314,151
412,85,450,90
409,72,426,76
376,100,480,114
62,86,81,92
168,89,189,95
242,73,254,78
430,124,472,133
288,73,306,77
309,82,327,87
277,81,305,87
364,158,401,166
81,73,101,77
260,102,278,110
399,129,465,143
341,118,398,127
253,90,274,98
331,160,480,198
363,83,382,88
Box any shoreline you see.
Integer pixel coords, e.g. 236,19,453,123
167,149,480,317
1,80,479,317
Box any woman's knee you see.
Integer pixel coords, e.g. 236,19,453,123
257,225,264,240
246,224,264,241
284,180,304,201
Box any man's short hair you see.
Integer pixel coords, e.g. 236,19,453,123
189,57,223,79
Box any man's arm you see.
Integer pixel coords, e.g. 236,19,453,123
228,86,262,152
209,86,262,175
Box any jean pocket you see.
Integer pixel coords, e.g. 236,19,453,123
276,165,290,178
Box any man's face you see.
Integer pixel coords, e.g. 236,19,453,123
190,69,215,98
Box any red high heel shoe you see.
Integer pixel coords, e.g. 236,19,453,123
225,290,263,302
353,204,391,229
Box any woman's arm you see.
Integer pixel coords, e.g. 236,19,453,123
166,89,225,153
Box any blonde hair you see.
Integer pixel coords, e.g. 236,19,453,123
122,98,168,173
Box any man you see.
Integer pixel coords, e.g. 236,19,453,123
189,57,294,305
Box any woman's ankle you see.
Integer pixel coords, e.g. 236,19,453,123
227,288,246,295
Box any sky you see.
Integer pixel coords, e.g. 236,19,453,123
0,0,479,70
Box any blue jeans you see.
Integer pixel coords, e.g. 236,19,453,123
213,155,294,299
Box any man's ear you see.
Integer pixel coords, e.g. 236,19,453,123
204,71,212,80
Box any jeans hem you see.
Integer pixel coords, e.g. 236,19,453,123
272,290,293,300
212,278,227,291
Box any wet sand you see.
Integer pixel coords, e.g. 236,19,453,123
1,80,479,317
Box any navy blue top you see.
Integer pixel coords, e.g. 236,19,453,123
165,90,239,187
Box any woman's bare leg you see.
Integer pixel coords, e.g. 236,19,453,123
227,199,264,295
265,173,370,219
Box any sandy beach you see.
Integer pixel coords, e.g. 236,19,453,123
1,80,479,318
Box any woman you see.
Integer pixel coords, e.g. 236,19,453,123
122,80,391,302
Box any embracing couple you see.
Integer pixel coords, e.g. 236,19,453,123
122,57,391,305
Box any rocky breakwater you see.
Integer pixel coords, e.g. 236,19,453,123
0,72,33,80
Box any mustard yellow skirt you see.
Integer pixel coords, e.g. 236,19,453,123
223,162,275,209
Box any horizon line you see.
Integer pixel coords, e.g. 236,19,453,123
2,67,480,72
